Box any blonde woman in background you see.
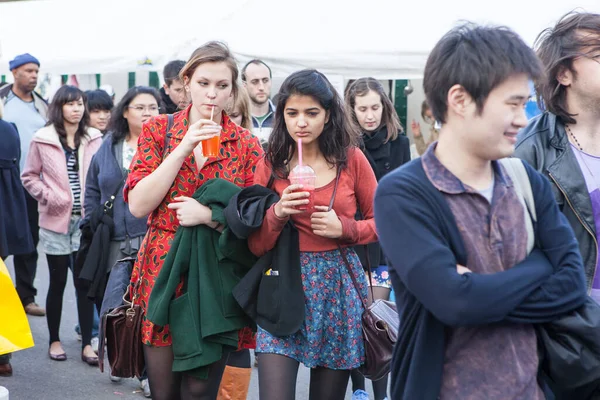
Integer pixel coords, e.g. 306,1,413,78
227,86,253,131
411,100,440,156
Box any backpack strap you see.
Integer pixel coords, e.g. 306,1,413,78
499,158,537,254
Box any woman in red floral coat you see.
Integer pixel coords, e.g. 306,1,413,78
124,41,263,399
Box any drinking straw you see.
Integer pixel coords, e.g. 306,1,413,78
210,104,215,121
298,138,303,167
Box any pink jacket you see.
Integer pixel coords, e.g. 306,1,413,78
21,125,102,234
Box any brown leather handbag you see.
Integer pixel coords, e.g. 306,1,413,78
339,247,399,380
99,284,145,378
328,169,399,381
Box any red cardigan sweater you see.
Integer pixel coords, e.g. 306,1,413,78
248,148,378,257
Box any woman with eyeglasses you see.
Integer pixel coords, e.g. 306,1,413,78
83,86,162,395
21,85,102,364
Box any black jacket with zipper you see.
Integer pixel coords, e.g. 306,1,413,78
224,184,305,337
515,112,597,291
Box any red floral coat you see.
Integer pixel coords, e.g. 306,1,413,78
124,105,263,346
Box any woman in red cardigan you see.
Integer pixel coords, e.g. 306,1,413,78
124,41,262,399
248,69,379,400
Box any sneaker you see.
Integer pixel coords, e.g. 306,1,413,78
140,378,151,398
109,373,122,383
352,389,369,400
91,337,99,354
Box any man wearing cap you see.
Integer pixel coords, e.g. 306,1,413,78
0,53,48,318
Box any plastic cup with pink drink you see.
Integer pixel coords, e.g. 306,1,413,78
289,165,316,211
288,138,316,212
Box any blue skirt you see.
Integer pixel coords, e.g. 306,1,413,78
256,248,368,370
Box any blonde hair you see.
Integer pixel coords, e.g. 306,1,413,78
229,86,253,131
179,41,240,104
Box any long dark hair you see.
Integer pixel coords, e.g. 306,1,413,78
266,69,360,178
109,86,162,142
47,85,89,149
534,11,600,124
345,77,402,142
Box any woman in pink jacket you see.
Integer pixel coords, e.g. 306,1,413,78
21,85,102,364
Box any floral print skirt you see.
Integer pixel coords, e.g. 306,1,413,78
256,248,368,370
368,265,392,289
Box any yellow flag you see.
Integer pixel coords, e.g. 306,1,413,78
0,259,34,355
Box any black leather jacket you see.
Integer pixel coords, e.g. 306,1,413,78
515,112,597,291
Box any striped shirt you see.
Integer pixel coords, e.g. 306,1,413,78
65,147,81,213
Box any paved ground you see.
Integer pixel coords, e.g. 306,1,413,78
0,253,381,399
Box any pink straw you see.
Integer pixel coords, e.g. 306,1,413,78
298,138,303,167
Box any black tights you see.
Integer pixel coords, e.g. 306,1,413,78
143,345,229,400
46,253,96,350
350,286,391,400
258,353,350,400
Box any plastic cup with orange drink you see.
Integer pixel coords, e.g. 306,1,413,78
202,105,221,158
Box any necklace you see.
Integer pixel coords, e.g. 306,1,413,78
566,124,584,152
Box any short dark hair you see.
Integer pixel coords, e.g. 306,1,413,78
424,23,543,124
534,11,600,124
47,85,89,149
85,89,114,112
241,59,272,82
266,69,360,178
163,60,186,86
109,86,163,141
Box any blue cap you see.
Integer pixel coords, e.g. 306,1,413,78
9,53,40,71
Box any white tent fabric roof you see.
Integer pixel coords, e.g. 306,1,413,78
0,0,245,75
1,0,599,78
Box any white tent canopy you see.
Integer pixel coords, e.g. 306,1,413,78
0,0,245,75
189,0,599,79
1,0,599,78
